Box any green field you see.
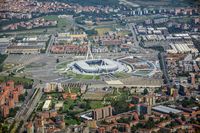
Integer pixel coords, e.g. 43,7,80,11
118,30,132,36
43,15,73,29
95,27,112,35
113,72,131,78
66,71,100,80
89,101,104,109
64,87,80,94
26,62,46,69
56,61,70,70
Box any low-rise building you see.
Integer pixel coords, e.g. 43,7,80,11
42,100,52,111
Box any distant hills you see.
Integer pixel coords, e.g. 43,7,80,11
39,0,199,7
39,0,119,6
126,0,200,7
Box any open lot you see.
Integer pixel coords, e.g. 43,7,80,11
95,27,112,35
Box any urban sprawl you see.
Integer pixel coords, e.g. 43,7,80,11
0,0,200,133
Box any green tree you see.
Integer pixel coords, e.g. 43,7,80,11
145,117,155,129
0,124,9,133
136,123,143,128
169,112,178,118
142,88,149,95
56,58,60,63
85,29,98,36
181,114,186,121
25,90,28,96
19,95,25,101
111,94,129,114
131,125,137,133
139,115,145,120
0,111,3,123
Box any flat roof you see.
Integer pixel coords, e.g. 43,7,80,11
152,105,182,114
43,100,51,110
106,80,124,85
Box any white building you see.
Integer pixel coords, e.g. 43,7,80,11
42,100,51,111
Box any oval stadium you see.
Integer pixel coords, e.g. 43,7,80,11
68,59,127,75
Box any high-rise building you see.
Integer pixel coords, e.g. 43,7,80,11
137,104,151,115
1,105,9,118
144,95,156,106
25,122,34,133
190,73,195,85
92,106,112,120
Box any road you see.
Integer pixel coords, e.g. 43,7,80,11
128,23,140,47
13,82,44,133
46,34,55,54
159,52,170,85
14,80,40,120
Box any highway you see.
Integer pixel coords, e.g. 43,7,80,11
159,52,170,85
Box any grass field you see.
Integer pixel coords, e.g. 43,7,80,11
89,101,104,109
26,62,46,69
56,61,70,70
3,63,16,71
64,117,81,125
113,72,131,78
118,30,132,36
95,27,112,35
43,15,73,29
66,70,100,80
64,87,80,93
93,23,130,36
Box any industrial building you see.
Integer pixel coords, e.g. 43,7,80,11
152,105,182,114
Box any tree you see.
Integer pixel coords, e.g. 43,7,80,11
9,108,16,117
111,94,129,114
136,123,143,128
1,124,9,133
19,95,25,101
85,29,98,36
144,117,155,129
143,88,149,95
139,115,145,120
56,58,60,63
169,112,178,119
131,98,139,104
25,90,28,96
0,111,3,123
181,114,186,121
131,125,137,132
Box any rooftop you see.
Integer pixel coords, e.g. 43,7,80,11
152,105,182,114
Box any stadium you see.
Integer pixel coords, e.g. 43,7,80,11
68,44,127,75
68,59,127,75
